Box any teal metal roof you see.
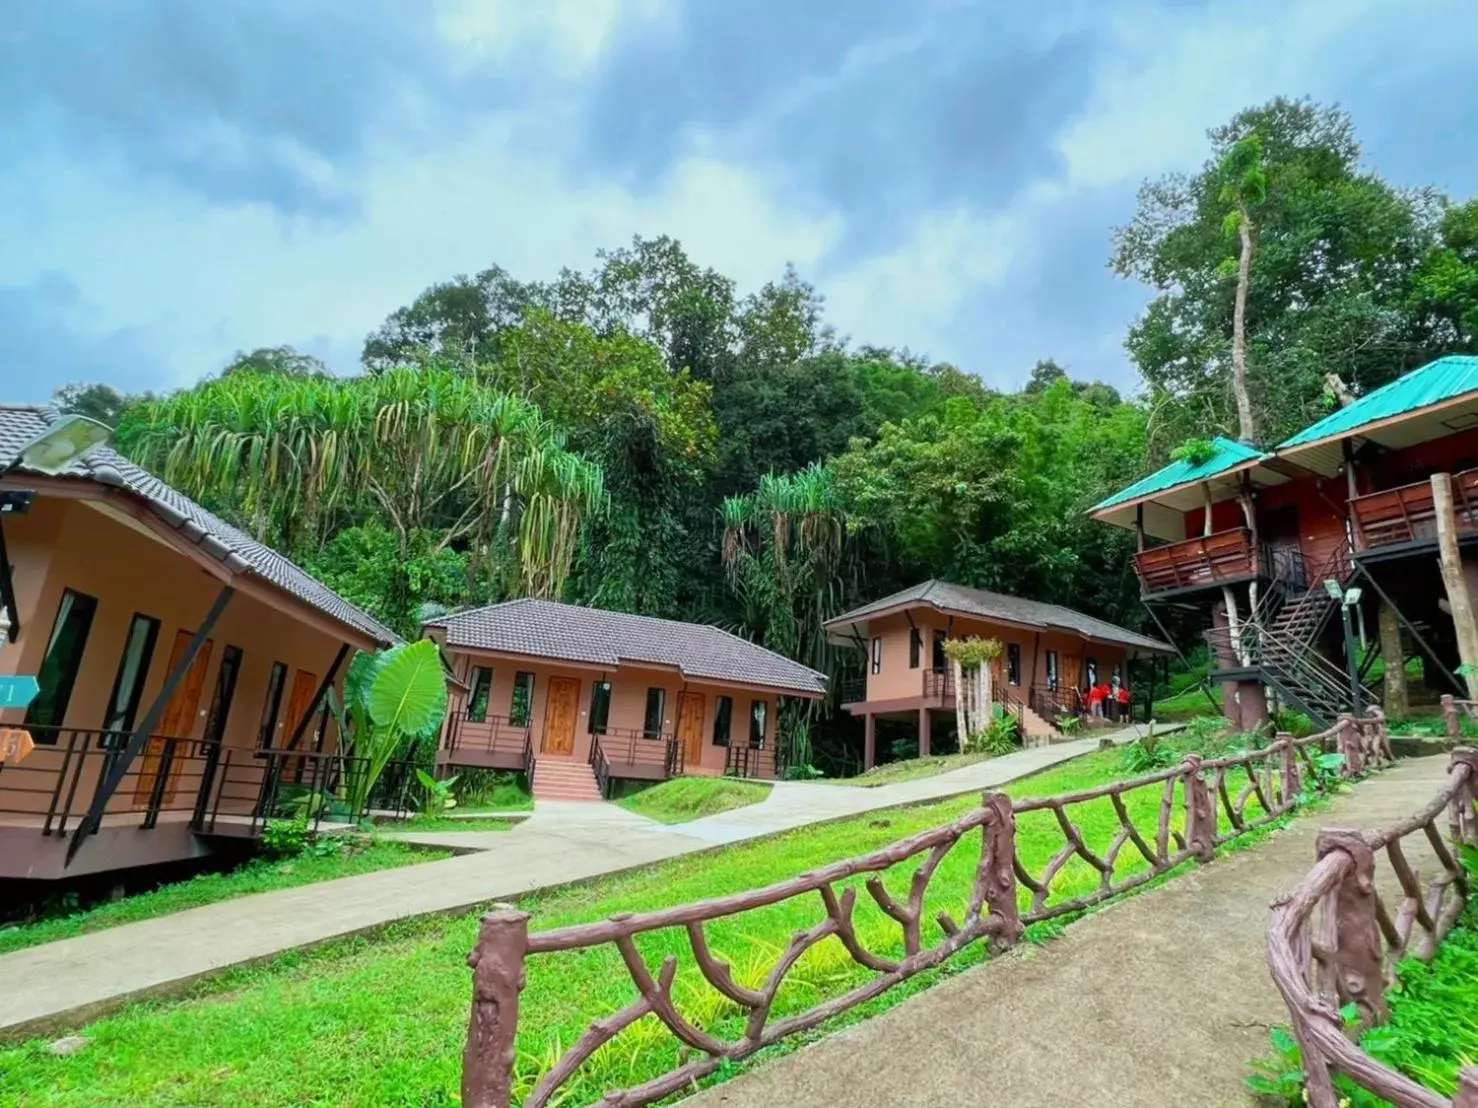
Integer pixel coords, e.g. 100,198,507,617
1278,356,1478,450
1090,436,1268,513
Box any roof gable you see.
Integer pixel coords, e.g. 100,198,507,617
1277,355,1478,451
1090,436,1267,514
427,599,828,696
1,404,397,647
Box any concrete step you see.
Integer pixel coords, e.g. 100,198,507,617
532,760,604,803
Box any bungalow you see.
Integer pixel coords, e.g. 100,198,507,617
424,599,828,799
0,405,400,880
1090,354,1478,729
824,580,1172,769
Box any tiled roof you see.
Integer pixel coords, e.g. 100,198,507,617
1090,436,1268,514
425,598,828,696
1277,355,1478,450
0,405,397,647
825,580,1172,654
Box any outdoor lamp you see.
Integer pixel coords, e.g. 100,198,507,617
1343,586,1363,607
0,414,112,642
1323,579,1343,601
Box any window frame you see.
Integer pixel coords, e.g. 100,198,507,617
870,636,882,675
257,661,289,749
908,628,921,669
1046,650,1060,691
202,644,243,748
509,672,535,728
466,666,494,723
748,699,767,750
643,687,667,739
26,588,99,733
712,695,733,747
932,629,947,671
1086,658,1099,688
101,612,161,735
588,680,612,735
1006,643,1022,687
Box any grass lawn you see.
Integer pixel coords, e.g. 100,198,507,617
378,816,519,834
0,840,447,959
819,750,999,787
0,741,1290,1107
452,770,533,812
616,776,773,824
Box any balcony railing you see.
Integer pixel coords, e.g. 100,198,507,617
442,713,532,765
1133,527,1263,597
588,729,685,796
1349,468,1478,550
923,666,956,700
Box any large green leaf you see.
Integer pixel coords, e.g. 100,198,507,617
366,639,447,741
343,649,385,721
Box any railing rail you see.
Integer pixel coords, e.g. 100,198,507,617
446,715,533,761
1134,526,1263,596
922,666,955,700
1349,468,1478,550
1266,724,1477,1106
588,735,611,799
462,712,1393,1107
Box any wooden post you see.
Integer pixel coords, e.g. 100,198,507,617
1454,1068,1478,1108
978,792,1023,951
862,713,876,772
463,906,530,1108
1314,829,1388,1024
1336,715,1365,776
1278,732,1301,807
1451,747,1478,846
1377,601,1407,717
1431,473,1478,699
1203,482,1214,537
1182,756,1216,862
918,707,932,758
1443,694,1462,741
1135,503,1146,553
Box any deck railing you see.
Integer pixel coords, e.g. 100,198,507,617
1266,732,1477,1105
1133,526,1263,596
1349,468,1478,550
461,712,1394,1107
444,715,533,762
922,666,955,701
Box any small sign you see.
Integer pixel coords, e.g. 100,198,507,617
0,728,34,764
0,676,40,710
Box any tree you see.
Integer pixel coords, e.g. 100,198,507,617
222,345,330,378
51,382,150,428
1217,133,1268,443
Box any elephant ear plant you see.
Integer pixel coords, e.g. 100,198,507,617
331,638,449,817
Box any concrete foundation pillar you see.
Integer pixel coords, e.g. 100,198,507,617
863,713,876,771
918,707,932,758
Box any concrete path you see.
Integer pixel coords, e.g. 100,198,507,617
686,755,1454,1108
0,723,1163,1039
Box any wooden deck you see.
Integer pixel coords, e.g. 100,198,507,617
1350,469,1478,550
1133,527,1261,597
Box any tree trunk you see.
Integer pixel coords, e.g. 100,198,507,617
953,659,968,745
1222,585,1246,665
1231,202,1257,444
1378,601,1408,717
1432,473,1478,699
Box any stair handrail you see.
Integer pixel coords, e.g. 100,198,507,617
588,735,612,799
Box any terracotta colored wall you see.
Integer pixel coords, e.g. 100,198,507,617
860,607,1130,705
449,650,778,775
1369,427,1478,485
0,498,356,819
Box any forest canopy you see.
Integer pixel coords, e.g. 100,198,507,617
56,97,1478,770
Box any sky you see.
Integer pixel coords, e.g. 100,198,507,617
3,0,1476,403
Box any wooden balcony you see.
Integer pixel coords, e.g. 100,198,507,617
1133,527,1263,597
1350,469,1478,551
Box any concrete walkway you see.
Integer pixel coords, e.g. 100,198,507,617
0,723,1163,1039
687,755,1454,1108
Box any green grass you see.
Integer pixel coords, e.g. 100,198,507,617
819,751,999,787
0,840,446,958
0,743,1296,1107
378,816,519,834
452,770,533,812
616,776,773,824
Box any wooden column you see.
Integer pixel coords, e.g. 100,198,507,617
1135,504,1146,553
862,713,876,771
918,707,932,758
463,906,529,1108
1432,473,1478,699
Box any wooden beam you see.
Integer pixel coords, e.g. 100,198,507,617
1432,473,1478,700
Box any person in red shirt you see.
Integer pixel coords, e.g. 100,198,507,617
1116,682,1131,723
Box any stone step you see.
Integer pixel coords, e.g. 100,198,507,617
531,759,604,803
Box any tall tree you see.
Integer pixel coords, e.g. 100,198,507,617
51,382,151,428
1218,133,1268,443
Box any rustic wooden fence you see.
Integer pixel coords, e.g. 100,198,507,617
1267,733,1478,1107
463,713,1394,1107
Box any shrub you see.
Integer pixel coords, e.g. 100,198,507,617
260,817,311,859
1120,730,1178,774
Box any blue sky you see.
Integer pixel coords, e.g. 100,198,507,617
4,0,1476,403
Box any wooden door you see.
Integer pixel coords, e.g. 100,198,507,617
541,677,579,755
134,630,213,805
675,691,705,768
1061,654,1082,711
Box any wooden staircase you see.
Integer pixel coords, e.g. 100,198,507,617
532,759,605,803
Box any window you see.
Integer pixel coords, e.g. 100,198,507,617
749,699,767,750
908,628,921,669
510,672,535,728
870,636,882,675
202,645,243,748
643,688,666,739
588,681,612,734
26,589,98,733
1007,643,1021,687
1046,650,1060,691
1112,662,1123,683
712,695,733,747
932,630,947,670
467,667,493,722
102,613,160,734
1086,658,1099,687
257,662,288,748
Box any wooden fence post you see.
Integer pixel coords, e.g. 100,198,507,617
464,905,530,1108
1451,747,1478,847
979,791,1022,951
1444,694,1463,741
1335,715,1365,777
1182,755,1216,862
1277,732,1301,808
1314,829,1388,1025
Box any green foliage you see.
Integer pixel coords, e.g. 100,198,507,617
414,770,459,818
338,640,450,814
452,770,533,811
615,777,773,825
942,636,1003,667
968,713,1021,756
1120,729,1179,774
1269,708,1315,738
259,817,312,860
1169,437,1218,467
